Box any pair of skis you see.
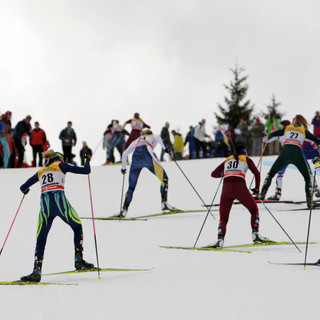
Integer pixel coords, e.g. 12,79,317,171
0,267,154,286
268,261,320,267
80,209,210,221
160,241,317,254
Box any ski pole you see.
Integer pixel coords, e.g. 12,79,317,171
92,137,104,157
193,177,223,249
249,143,267,189
119,173,125,214
173,159,216,220
304,170,317,269
87,175,101,279
0,194,25,257
258,199,301,253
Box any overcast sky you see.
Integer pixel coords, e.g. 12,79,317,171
1,0,320,165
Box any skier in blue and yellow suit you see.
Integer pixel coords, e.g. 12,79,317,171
118,129,176,217
20,149,94,282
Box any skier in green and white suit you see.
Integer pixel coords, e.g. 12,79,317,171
259,114,320,208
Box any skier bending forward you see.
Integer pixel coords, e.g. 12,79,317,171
118,129,175,218
20,150,94,282
210,144,269,248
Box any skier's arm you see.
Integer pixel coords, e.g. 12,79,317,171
155,135,166,150
122,119,131,130
211,162,225,178
59,161,91,175
121,141,136,170
247,157,260,190
265,136,280,144
20,173,39,194
268,128,285,140
305,130,320,146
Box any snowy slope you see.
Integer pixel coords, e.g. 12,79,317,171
0,156,320,320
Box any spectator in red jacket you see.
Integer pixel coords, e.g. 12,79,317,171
30,122,47,167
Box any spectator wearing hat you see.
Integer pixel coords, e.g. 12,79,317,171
184,126,196,159
171,130,184,160
250,117,265,156
13,115,32,168
123,113,150,150
59,121,77,163
30,122,47,167
80,141,93,166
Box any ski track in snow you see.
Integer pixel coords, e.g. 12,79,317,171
0,156,319,320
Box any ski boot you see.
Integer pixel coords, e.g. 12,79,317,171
20,262,42,283
75,247,94,270
161,201,176,211
268,188,282,201
259,187,268,200
314,186,320,198
252,227,270,243
116,204,129,218
161,196,176,211
208,235,224,248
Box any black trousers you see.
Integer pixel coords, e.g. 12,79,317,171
63,145,73,163
194,138,207,159
13,137,25,168
32,145,44,167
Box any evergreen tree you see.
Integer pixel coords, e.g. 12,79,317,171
262,94,285,120
215,65,255,130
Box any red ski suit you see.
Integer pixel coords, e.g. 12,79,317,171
211,154,260,236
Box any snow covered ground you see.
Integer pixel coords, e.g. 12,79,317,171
1,156,320,320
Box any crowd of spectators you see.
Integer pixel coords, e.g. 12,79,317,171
0,112,51,169
1,110,320,169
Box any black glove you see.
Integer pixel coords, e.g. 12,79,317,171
164,148,171,153
121,169,127,175
251,188,259,196
22,188,30,195
261,131,267,137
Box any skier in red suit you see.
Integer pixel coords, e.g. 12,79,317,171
209,144,269,247
123,113,150,150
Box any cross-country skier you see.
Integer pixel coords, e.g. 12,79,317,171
259,115,320,208
123,113,150,150
209,144,269,248
19,150,94,282
266,120,320,200
117,129,175,218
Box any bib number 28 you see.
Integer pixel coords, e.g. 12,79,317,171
42,173,54,184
